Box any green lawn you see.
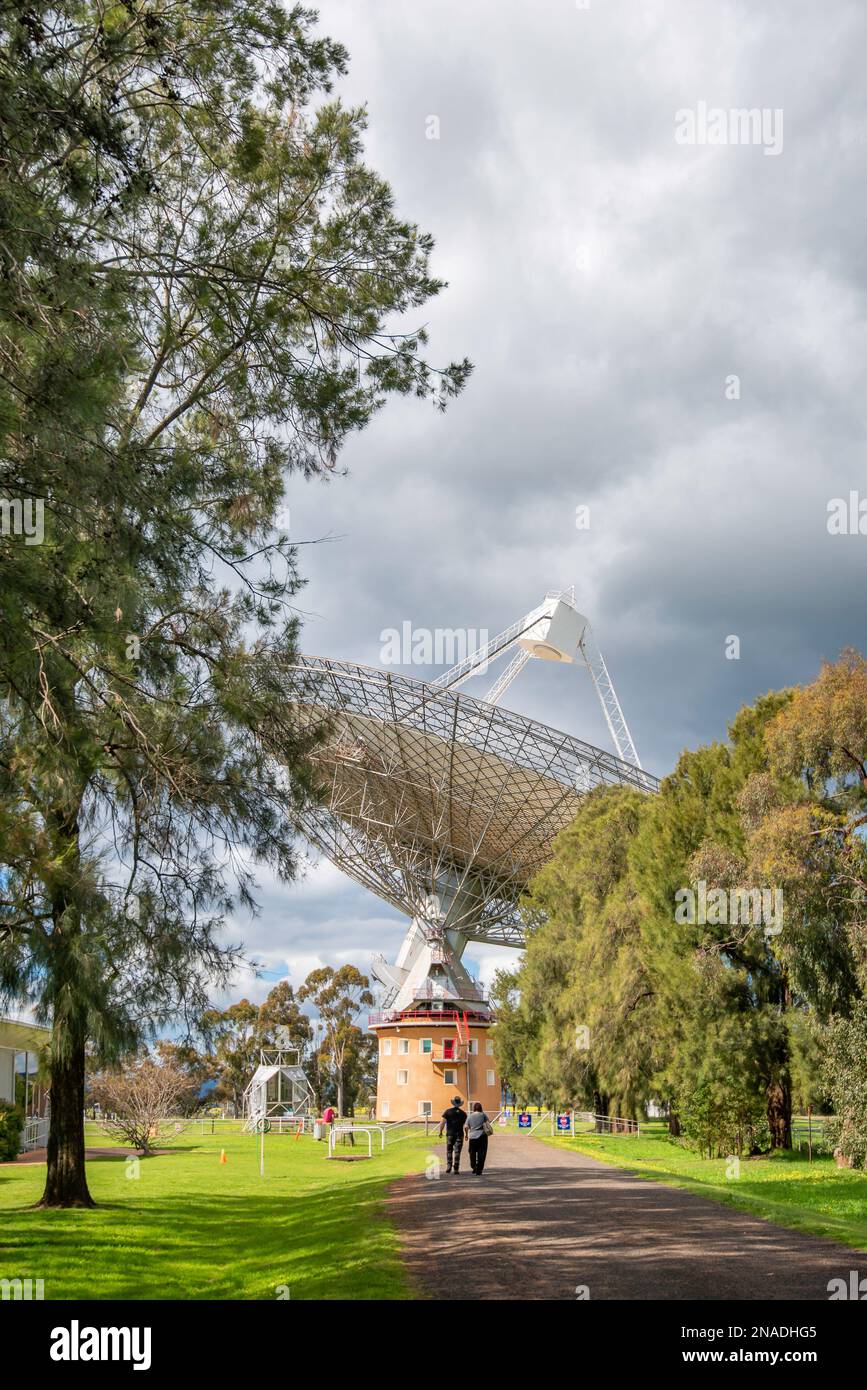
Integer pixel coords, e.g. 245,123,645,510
0,1126,436,1300
8,1120,863,1302
540,1122,867,1251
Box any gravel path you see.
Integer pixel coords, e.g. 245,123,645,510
388,1135,864,1300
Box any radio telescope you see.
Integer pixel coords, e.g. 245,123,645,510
286,588,658,1023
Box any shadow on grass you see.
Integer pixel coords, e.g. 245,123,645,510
0,1174,414,1301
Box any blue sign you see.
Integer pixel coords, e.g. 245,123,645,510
556,1113,572,1133
518,1112,532,1129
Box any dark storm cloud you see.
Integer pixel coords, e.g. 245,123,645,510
223,0,867,1001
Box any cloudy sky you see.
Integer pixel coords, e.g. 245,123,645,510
219,0,867,1011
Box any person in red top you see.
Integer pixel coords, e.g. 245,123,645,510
321,1104,336,1146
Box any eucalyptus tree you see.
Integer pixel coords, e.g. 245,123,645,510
299,965,373,1117
508,692,808,1148
748,651,867,1161
513,787,656,1118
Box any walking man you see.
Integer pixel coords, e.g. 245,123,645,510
438,1095,468,1173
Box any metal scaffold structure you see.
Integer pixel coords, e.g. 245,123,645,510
243,1033,314,1133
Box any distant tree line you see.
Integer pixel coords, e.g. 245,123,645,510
89,965,377,1121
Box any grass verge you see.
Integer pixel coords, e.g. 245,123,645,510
539,1122,867,1251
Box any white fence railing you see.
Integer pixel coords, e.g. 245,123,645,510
493,1109,640,1136
327,1124,385,1158
580,1112,640,1135
22,1116,48,1151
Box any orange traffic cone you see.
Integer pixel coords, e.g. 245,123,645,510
219,1148,227,1164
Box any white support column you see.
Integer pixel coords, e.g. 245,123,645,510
485,648,531,705
577,624,643,770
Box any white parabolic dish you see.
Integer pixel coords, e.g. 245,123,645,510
285,654,659,951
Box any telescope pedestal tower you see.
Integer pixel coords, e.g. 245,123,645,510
369,894,500,1121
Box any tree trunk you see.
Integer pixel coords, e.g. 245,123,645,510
767,984,792,1150
668,1104,681,1137
337,1066,344,1119
39,1016,93,1208
766,1076,792,1151
39,806,94,1209
594,1090,609,1132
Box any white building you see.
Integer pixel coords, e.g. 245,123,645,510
0,1015,50,1150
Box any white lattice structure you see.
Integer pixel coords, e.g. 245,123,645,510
243,1043,314,1132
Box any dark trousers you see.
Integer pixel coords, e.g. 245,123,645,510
469,1135,488,1173
445,1131,463,1171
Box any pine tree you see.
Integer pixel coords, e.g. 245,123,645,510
0,2,470,1205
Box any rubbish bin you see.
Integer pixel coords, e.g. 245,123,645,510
313,1121,323,1141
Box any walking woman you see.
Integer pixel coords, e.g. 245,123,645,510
465,1101,492,1175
